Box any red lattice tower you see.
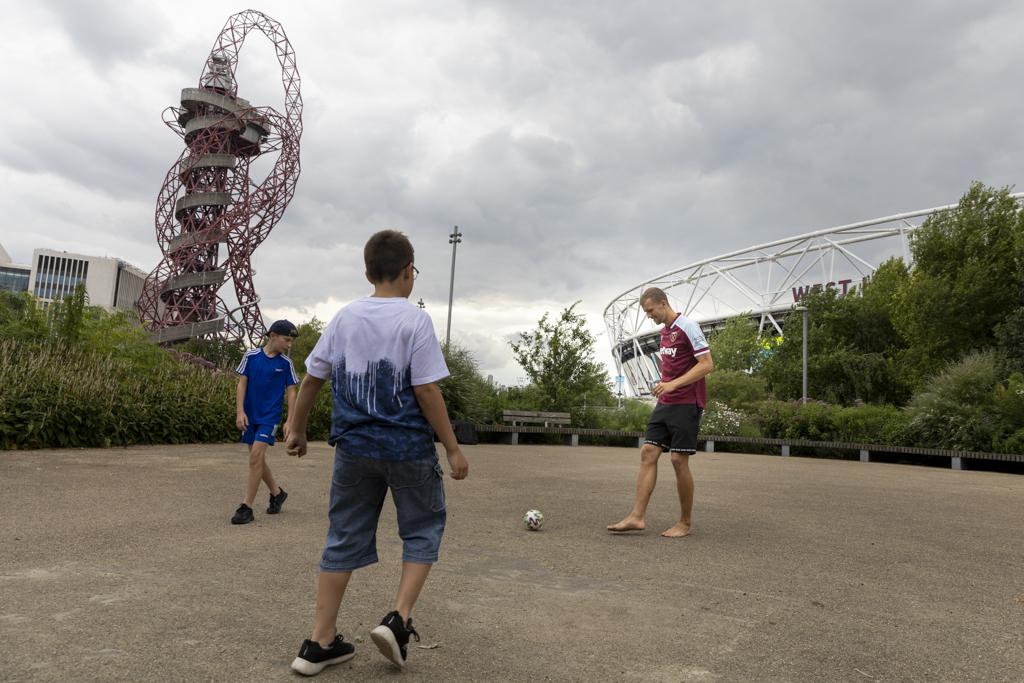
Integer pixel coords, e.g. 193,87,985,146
138,10,302,346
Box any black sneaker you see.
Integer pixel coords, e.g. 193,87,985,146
290,634,355,676
370,610,420,670
268,487,288,514
230,503,254,525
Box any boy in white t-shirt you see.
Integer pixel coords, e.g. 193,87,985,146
284,230,469,676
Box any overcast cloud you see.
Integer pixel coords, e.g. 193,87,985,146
3,0,1023,384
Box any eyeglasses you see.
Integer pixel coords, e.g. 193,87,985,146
409,263,419,280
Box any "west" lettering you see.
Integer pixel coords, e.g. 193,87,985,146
792,277,869,303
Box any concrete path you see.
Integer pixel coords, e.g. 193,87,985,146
2,443,1022,682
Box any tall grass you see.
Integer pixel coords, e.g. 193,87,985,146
0,340,238,448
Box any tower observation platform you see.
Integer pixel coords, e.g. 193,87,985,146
137,10,302,346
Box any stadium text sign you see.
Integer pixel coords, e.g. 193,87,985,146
792,276,870,302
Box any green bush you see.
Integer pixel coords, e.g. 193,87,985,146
705,370,768,411
1000,429,1024,455
701,400,760,437
756,401,838,441
574,399,653,431
439,344,496,423
903,351,1021,452
829,404,910,445
754,400,909,445
304,384,334,441
0,340,238,449
994,373,1024,453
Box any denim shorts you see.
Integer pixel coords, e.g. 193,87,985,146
320,449,447,572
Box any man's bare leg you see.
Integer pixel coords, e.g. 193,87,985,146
244,442,270,507
310,570,353,646
662,452,694,538
394,562,431,620
608,444,662,532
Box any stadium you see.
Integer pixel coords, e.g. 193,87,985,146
604,194,1024,397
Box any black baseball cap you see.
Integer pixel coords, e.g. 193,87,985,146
268,319,298,337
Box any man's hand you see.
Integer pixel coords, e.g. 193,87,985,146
652,380,678,398
446,448,469,480
286,431,307,457
236,411,249,431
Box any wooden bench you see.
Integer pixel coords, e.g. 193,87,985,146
502,410,571,427
500,410,573,444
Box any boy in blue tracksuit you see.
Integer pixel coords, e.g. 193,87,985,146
231,320,300,525
284,230,469,676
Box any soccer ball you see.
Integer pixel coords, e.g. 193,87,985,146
522,509,544,531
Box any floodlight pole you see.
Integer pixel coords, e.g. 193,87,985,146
795,305,808,403
445,226,462,350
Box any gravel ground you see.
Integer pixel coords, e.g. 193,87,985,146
2,442,1023,682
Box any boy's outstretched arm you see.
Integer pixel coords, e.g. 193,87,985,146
413,382,469,479
284,375,325,457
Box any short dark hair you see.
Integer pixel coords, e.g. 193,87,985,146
640,287,668,304
364,230,414,283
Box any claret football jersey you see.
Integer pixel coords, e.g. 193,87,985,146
657,314,710,407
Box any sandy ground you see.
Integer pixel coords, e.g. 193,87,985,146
1,442,1023,682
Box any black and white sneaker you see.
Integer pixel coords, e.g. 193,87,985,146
230,503,254,525
290,634,355,676
267,487,288,514
370,610,420,669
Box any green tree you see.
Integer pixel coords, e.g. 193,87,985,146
439,343,496,423
177,336,246,370
707,316,761,372
51,284,88,345
705,370,768,411
289,316,325,375
760,271,913,406
0,290,49,341
893,182,1024,381
509,302,613,412
995,307,1024,376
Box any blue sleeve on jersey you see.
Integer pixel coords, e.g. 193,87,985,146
680,319,710,354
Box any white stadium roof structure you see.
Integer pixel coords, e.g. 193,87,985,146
604,193,1024,397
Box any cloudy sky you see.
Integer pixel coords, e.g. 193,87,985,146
3,0,1023,385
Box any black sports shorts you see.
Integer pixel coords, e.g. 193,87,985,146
644,403,704,454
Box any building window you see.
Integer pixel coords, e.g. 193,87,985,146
34,255,88,301
0,266,30,292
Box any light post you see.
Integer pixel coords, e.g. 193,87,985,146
794,305,808,403
445,226,462,350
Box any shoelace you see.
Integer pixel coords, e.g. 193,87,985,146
406,623,421,643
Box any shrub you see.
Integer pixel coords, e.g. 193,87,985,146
0,340,238,449
903,351,1018,452
700,400,753,437
705,370,768,411
830,404,910,445
574,399,653,431
439,343,495,423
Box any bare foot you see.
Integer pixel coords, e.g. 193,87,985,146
607,516,646,532
660,522,691,538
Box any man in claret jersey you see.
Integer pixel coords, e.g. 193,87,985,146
608,287,714,538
